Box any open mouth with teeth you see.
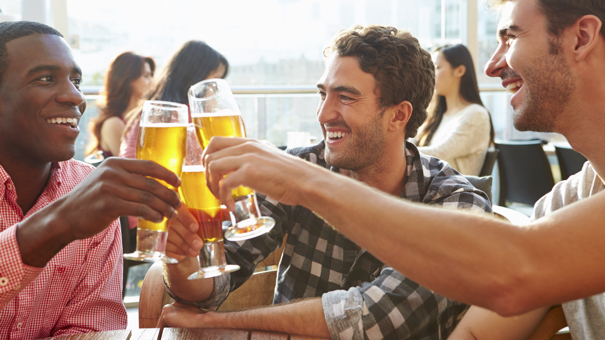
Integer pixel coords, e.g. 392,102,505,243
505,80,524,94
327,131,349,140
47,117,79,129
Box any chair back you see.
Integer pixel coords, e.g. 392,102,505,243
555,145,587,181
479,149,499,177
495,140,554,206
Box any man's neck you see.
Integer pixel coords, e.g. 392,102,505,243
556,77,605,182
0,155,53,215
338,146,407,197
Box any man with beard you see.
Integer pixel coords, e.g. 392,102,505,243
196,0,605,339
0,22,182,338
449,0,605,339
160,25,491,339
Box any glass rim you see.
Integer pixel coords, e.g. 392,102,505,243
143,100,188,111
188,78,230,102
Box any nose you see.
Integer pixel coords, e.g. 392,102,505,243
56,80,86,110
316,94,339,125
484,44,508,78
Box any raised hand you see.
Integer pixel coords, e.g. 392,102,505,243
202,137,319,210
17,157,184,267
165,205,202,262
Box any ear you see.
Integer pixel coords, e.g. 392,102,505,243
387,100,413,133
454,64,466,78
571,15,602,62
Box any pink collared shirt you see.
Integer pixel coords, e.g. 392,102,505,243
0,160,127,339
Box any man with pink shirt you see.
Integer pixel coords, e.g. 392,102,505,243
0,21,182,339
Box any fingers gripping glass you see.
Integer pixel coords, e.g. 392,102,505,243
188,79,275,241
123,100,188,263
179,125,240,279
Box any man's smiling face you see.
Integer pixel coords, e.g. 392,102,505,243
316,54,391,171
484,0,576,133
0,33,85,165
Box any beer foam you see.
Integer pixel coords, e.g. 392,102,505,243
191,110,240,118
182,165,206,172
139,122,189,127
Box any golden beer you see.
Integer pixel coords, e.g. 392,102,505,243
192,112,246,147
192,112,253,198
136,123,187,232
179,166,224,243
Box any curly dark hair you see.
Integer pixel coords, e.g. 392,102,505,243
488,0,605,38
324,25,435,138
0,21,62,86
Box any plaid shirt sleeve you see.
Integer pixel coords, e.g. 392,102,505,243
169,195,290,309
322,150,492,340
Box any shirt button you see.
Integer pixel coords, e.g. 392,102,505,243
6,183,12,190
0,277,8,286
16,322,23,330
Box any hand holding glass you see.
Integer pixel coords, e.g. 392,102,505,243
188,79,275,241
179,125,240,279
123,100,188,263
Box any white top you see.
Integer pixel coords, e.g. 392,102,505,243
417,104,491,176
531,161,603,340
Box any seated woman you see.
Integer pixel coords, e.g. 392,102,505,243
416,44,494,176
118,41,228,235
86,52,155,158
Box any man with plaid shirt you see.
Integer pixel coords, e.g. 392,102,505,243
161,25,491,339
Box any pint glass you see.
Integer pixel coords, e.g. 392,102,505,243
179,126,240,279
123,100,188,263
188,79,275,241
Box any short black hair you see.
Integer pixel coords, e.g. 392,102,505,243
0,21,63,85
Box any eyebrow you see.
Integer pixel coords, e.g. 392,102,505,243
316,84,362,96
498,25,520,38
28,65,83,76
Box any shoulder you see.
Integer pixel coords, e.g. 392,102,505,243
532,161,597,219
287,141,327,167
416,151,491,211
459,104,489,120
101,116,126,131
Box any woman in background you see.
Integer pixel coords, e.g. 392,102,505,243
416,44,494,176
86,52,155,158
119,41,228,233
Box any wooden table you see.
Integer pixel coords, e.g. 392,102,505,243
40,328,329,340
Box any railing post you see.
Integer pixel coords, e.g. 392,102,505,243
256,96,267,140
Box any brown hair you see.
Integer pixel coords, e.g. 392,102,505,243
86,52,155,155
489,0,605,38
324,25,435,138
122,41,229,138
417,44,495,147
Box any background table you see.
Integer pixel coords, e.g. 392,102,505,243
40,328,329,340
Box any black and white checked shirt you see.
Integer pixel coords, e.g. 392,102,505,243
183,141,491,339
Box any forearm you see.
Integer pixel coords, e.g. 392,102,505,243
163,257,215,303
16,199,74,267
203,298,330,337
448,306,549,340
298,170,605,315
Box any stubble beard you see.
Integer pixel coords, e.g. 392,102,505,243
513,41,575,133
325,109,387,171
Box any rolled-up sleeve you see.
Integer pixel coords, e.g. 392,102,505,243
323,268,466,340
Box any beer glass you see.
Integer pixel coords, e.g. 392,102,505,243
179,126,240,279
123,100,188,263
188,79,275,241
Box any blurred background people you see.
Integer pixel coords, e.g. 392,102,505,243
86,52,155,158
415,44,494,176
118,40,228,235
